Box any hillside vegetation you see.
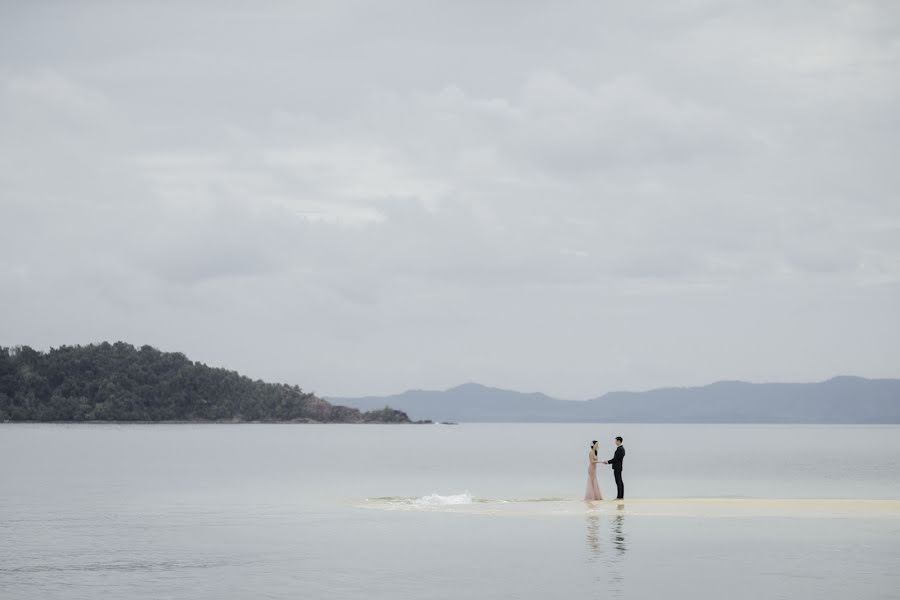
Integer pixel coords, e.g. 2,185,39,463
0,343,413,423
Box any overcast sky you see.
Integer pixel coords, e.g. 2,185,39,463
1,1,898,399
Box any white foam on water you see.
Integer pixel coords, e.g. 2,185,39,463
413,492,474,506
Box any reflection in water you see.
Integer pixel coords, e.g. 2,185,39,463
585,512,602,557
584,503,628,597
612,504,626,556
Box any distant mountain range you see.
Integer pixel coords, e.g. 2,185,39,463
328,377,900,423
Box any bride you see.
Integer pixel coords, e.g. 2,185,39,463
584,440,603,501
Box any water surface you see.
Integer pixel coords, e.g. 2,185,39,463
1,423,898,599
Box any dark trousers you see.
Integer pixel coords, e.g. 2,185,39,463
614,470,624,499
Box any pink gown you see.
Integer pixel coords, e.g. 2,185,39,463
584,451,603,501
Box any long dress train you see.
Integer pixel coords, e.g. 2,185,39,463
584,453,603,501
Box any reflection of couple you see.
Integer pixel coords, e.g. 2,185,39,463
584,437,625,501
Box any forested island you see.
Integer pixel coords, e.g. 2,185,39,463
0,343,419,424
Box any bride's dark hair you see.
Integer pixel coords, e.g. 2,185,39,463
591,440,598,456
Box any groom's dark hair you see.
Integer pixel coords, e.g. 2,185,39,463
615,436,623,443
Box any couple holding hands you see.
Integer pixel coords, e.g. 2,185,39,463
585,436,625,501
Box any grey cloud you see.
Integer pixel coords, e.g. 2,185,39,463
2,1,899,398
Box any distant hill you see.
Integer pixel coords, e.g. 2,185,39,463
329,377,900,423
332,382,577,423
0,343,417,424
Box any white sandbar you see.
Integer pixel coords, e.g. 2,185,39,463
357,496,900,519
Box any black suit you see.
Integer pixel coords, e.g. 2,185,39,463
608,445,625,499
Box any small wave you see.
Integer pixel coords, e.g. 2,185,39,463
0,559,232,574
413,492,474,506
362,493,571,508
363,492,479,507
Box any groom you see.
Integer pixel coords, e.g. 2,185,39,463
603,436,625,500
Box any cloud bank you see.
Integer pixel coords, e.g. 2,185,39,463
2,1,898,397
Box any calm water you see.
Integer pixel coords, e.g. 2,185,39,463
1,423,899,599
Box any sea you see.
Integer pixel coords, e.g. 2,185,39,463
1,423,898,599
